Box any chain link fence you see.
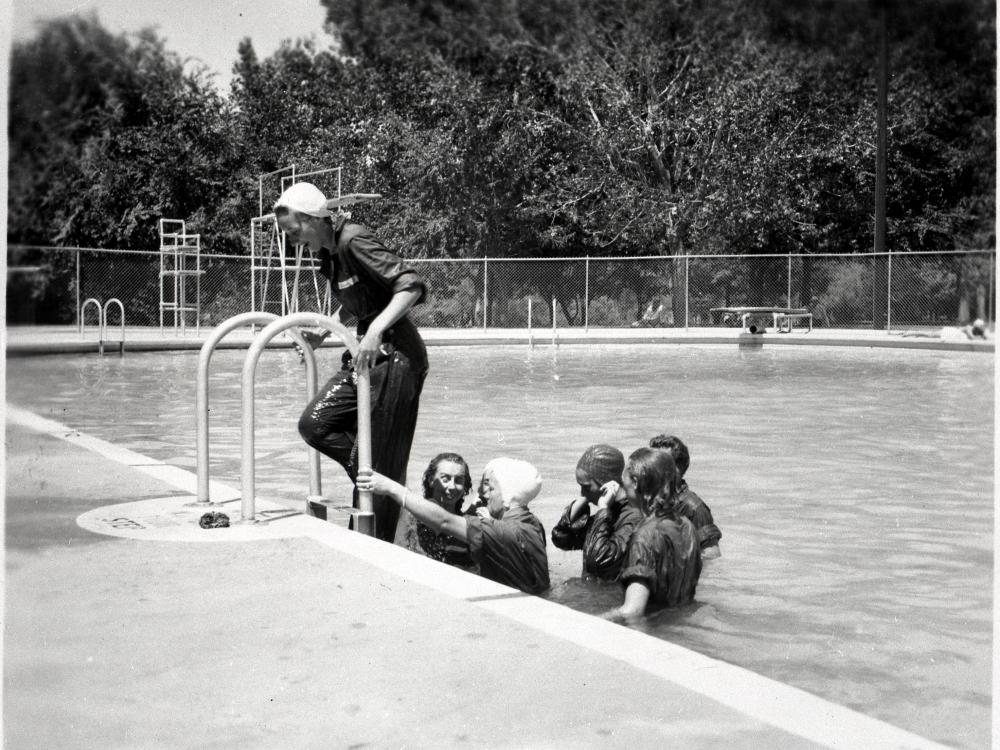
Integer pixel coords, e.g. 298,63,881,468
7,245,995,332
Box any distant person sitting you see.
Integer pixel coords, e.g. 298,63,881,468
901,318,990,340
632,299,664,327
357,457,550,594
551,444,644,581
649,434,721,559
810,296,832,327
602,448,702,623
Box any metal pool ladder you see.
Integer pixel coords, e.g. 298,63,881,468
194,312,375,535
80,297,126,355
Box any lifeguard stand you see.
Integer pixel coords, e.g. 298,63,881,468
251,165,381,317
159,218,203,334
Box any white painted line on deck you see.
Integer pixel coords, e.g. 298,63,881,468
7,404,949,750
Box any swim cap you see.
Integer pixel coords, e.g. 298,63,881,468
274,182,331,218
576,444,625,485
484,458,542,505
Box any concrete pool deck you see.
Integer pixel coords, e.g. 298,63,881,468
4,322,995,356
4,405,954,749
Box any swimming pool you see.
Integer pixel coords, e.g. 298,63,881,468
6,343,992,749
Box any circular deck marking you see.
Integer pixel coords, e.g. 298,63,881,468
77,495,314,542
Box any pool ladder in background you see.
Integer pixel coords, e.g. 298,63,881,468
194,312,376,536
526,296,561,349
80,297,126,356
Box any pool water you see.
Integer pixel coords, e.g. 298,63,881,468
6,343,993,749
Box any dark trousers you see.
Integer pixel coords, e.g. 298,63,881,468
298,347,426,543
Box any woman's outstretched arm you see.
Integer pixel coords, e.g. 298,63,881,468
357,467,470,541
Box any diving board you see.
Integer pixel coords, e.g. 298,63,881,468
712,306,812,333
326,192,382,209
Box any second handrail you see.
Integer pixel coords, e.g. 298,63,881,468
239,313,370,529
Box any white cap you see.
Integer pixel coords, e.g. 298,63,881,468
484,458,542,506
274,182,331,218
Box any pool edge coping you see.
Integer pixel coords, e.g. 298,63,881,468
4,326,995,356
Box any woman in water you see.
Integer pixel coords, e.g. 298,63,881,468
274,181,428,544
551,444,643,581
603,447,702,623
357,457,550,594
414,453,476,570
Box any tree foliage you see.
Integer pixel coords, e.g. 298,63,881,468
9,0,994,266
9,14,239,250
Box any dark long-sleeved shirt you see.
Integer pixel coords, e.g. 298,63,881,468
673,480,721,552
551,501,644,581
620,513,702,609
467,506,550,594
318,220,428,369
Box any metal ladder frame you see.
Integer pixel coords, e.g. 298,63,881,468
194,312,375,535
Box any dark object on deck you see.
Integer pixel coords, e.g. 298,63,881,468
199,511,230,529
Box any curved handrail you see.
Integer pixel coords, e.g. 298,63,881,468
80,298,101,338
102,298,126,348
196,312,282,504
240,313,370,528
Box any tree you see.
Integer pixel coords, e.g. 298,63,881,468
11,0,993,279
10,14,239,251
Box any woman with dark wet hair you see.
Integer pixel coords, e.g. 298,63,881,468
415,453,476,569
358,458,550,594
603,448,702,623
551,444,643,581
648,434,722,559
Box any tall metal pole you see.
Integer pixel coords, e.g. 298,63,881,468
989,253,994,324
552,295,557,345
887,253,893,332
482,257,489,332
584,257,590,331
684,256,690,331
787,253,793,307
527,297,533,347
874,0,889,329
75,250,81,332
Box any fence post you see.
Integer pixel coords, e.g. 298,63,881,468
684,255,690,331
584,256,590,332
482,257,489,332
989,253,995,324
787,253,792,308
552,295,557,345
886,251,893,332
527,297,533,347
75,249,82,332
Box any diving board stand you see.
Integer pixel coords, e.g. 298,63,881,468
712,306,813,333
251,162,382,319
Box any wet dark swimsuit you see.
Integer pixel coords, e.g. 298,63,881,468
297,220,428,543
621,513,701,609
551,501,644,581
416,520,475,569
